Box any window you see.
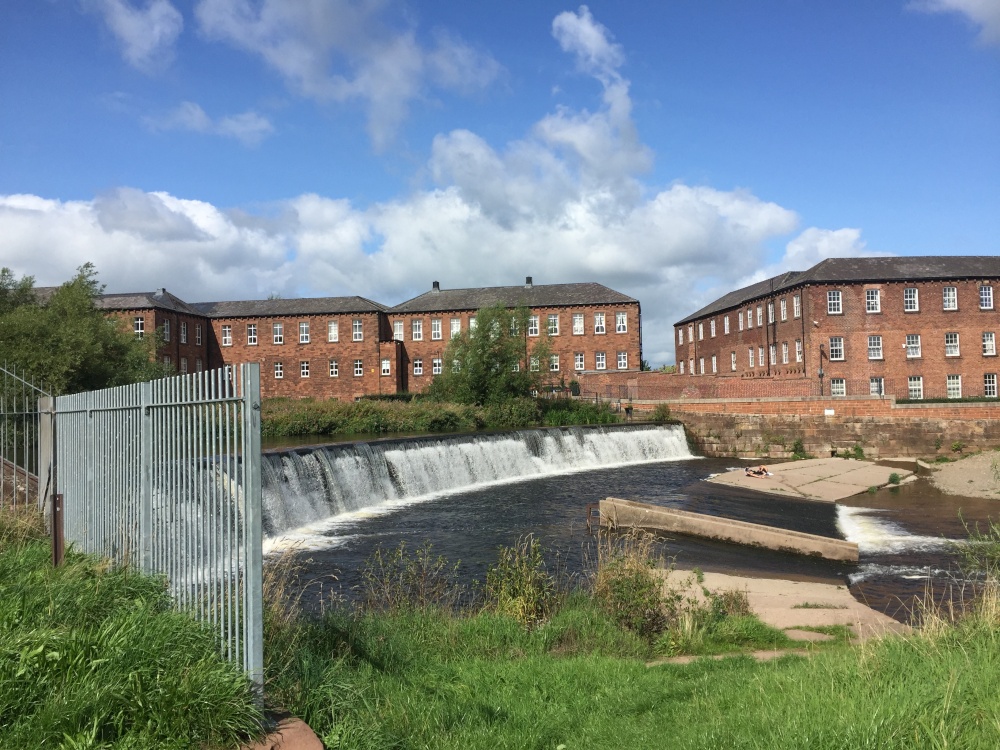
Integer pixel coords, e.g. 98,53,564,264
870,377,884,396
412,359,423,376
299,321,310,344
711,355,717,373
689,358,694,375
698,322,704,340
731,352,737,371
222,325,232,346
908,376,924,400
688,324,694,341
756,306,763,326
548,314,560,336
618,352,628,370
451,318,461,338
163,355,171,367
747,309,753,329
195,324,202,346
782,342,788,364
411,319,423,341
738,314,744,332
392,320,403,341
984,332,996,356
223,365,233,380
247,323,257,346
574,352,584,371
329,360,339,377
780,299,787,321
724,316,730,334
795,339,803,363
904,287,919,312
769,345,776,365
758,346,765,367
793,295,801,319
827,290,842,315
180,357,188,374
679,361,685,374
432,358,443,375
616,312,628,333
981,286,994,310
134,317,144,338
943,287,957,311
431,318,442,340
945,332,960,357
906,334,921,358
596,352,606,370
767,303,774,324
274,362,283,379
866,289,881,313
180,321,187,344
595,313,606,334
353,319,363,341
748,347,755,368
196,358,203,373
163,319,170,342
868,335,883,360
710,319,716,337
699,357,705,374
573,313,584,335
985,373,997,398
830,378,846,397
947,375,962,399
548,355,559,372
678,328,684,345
328,320,339,342
300,361,310,378
354,360,364,377
381,359,391,376
528,315,539,336
529,356,539,372
272,322,283,345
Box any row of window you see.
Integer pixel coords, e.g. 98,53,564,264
163,355,204,373
218,320,365,347
273,360,368,379
827,285,995,316
829,374,998,400
681,339,806,375
826,332,998,361
680,296,803,344
392,311,629,342
138,318,205,346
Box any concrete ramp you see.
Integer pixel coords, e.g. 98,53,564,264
600,497,859,562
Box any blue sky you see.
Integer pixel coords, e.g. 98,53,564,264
1,0,998,364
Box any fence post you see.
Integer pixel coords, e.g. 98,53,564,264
242,363,264,690
140,381,153,574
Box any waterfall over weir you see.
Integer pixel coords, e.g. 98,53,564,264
261,424,692,539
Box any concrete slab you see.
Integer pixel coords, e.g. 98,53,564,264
706,458,912,502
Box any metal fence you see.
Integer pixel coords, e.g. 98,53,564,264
0,364,51,511
55,364,263,686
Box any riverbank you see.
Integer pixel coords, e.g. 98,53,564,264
929,450,1000,499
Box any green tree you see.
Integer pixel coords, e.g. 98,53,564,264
0,264,169,394
427,304,552,405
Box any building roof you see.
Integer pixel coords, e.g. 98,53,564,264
391,279,638,314
95,289,205,316
675,256,1000,325
192,296,387,318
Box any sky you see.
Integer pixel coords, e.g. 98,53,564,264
1,1,998,365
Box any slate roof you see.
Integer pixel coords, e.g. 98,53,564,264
675,256,1000,325
193,296,387,318
392,282,638,314
95,289,205,316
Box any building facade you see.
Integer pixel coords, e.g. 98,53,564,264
675,257,1000,400
96,278,641,400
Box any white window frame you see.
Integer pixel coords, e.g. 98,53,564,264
711,355,717,373
431,318,442,340
795,339,803,363
779,299,787,322
618,351,628,370
432,358,443,375
945,332,960,357
163,319,170,342
574,352,585,371
866,289,880,313
769,344,776,365
616,312,627,333
300,361,310,378
698,322,704,341
731,352,737,371
548,314,560,336
451,318,461,338
221,325,232,347
947,374,962,399
528,315,540,336
983,332,996,357
981,286,994,310
678,328,684,345
180,321,187,344
329,360,339,377
870,377,884,396
274,362,283,379
908,376,923,400
679,361,685,374
756,306,763,327
529,356,539,372
381,359,391,376
195,324,202,346
196,358,203,373
594,313,606,335
904,287,919,312
793,295,801,319
781,342,788,364
134,317,144,338
830,378,846,397
550,355,560,372
767,303,774,324
180,357,187,374
738,314,744,332
985,373,997,398
942,287,957,311
413,359,423,376
596,352,606,370
906,334,921,359
699,357,705,375
299,321,310,344
748,347,755,368
247,323,257,346
868,335,883,360
710,319,716,338
353,319,363,341
272,322,283,345
689,358,694,375
411,319,423,341
827,290,842,315
572,313,584,335
353,359,364,377
328,320,339,342
758,346,764,367
724,316,730,335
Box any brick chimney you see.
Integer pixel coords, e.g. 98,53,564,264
525,276,533,288
432,281,440,293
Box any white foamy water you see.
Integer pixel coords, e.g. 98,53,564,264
836,505,950,555
262,425,694,550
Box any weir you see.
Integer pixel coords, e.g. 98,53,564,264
261,424,692,538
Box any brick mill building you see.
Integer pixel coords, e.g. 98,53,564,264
96,278,642,400
674,256,1000,400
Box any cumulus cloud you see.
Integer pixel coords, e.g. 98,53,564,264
908,0,1000,45
84,0,184,72
193,0,502,149
143,101,275,146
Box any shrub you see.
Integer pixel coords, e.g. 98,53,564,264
951,441,966,454
590,530,669,639
650,403,671,423
888,472,901,485
483,536,556,628
357,541,465,613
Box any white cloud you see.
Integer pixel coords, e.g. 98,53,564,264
909,0,1000,45
144,101,275,146
193,0,502,149
0,8,866,366
84,0,184,72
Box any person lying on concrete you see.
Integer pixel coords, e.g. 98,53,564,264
745,465,769,477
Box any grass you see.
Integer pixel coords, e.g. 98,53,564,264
0,506,264,749
792,601,849,610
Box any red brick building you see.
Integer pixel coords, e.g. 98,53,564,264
674,257,1000,400
96,278,641,400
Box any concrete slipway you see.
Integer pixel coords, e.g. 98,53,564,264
706,457,914,502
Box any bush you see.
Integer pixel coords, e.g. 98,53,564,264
357,541,465,613
888,472,902,485
540,399,620,426
650,403,671,423
590,531,669,639
483,536,556,628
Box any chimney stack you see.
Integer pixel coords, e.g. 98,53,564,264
432,281,440,293
525,276,533,288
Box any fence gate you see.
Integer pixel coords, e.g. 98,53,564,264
0,364,51,511
55,364,263,686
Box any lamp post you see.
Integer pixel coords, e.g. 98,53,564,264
818,343,826,397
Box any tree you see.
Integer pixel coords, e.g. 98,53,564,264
0,264,169,394
427,304,552,405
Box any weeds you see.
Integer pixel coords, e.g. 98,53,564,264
888,472,902,485
357,540,465,613
650,403,672,423
484,535,556,627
